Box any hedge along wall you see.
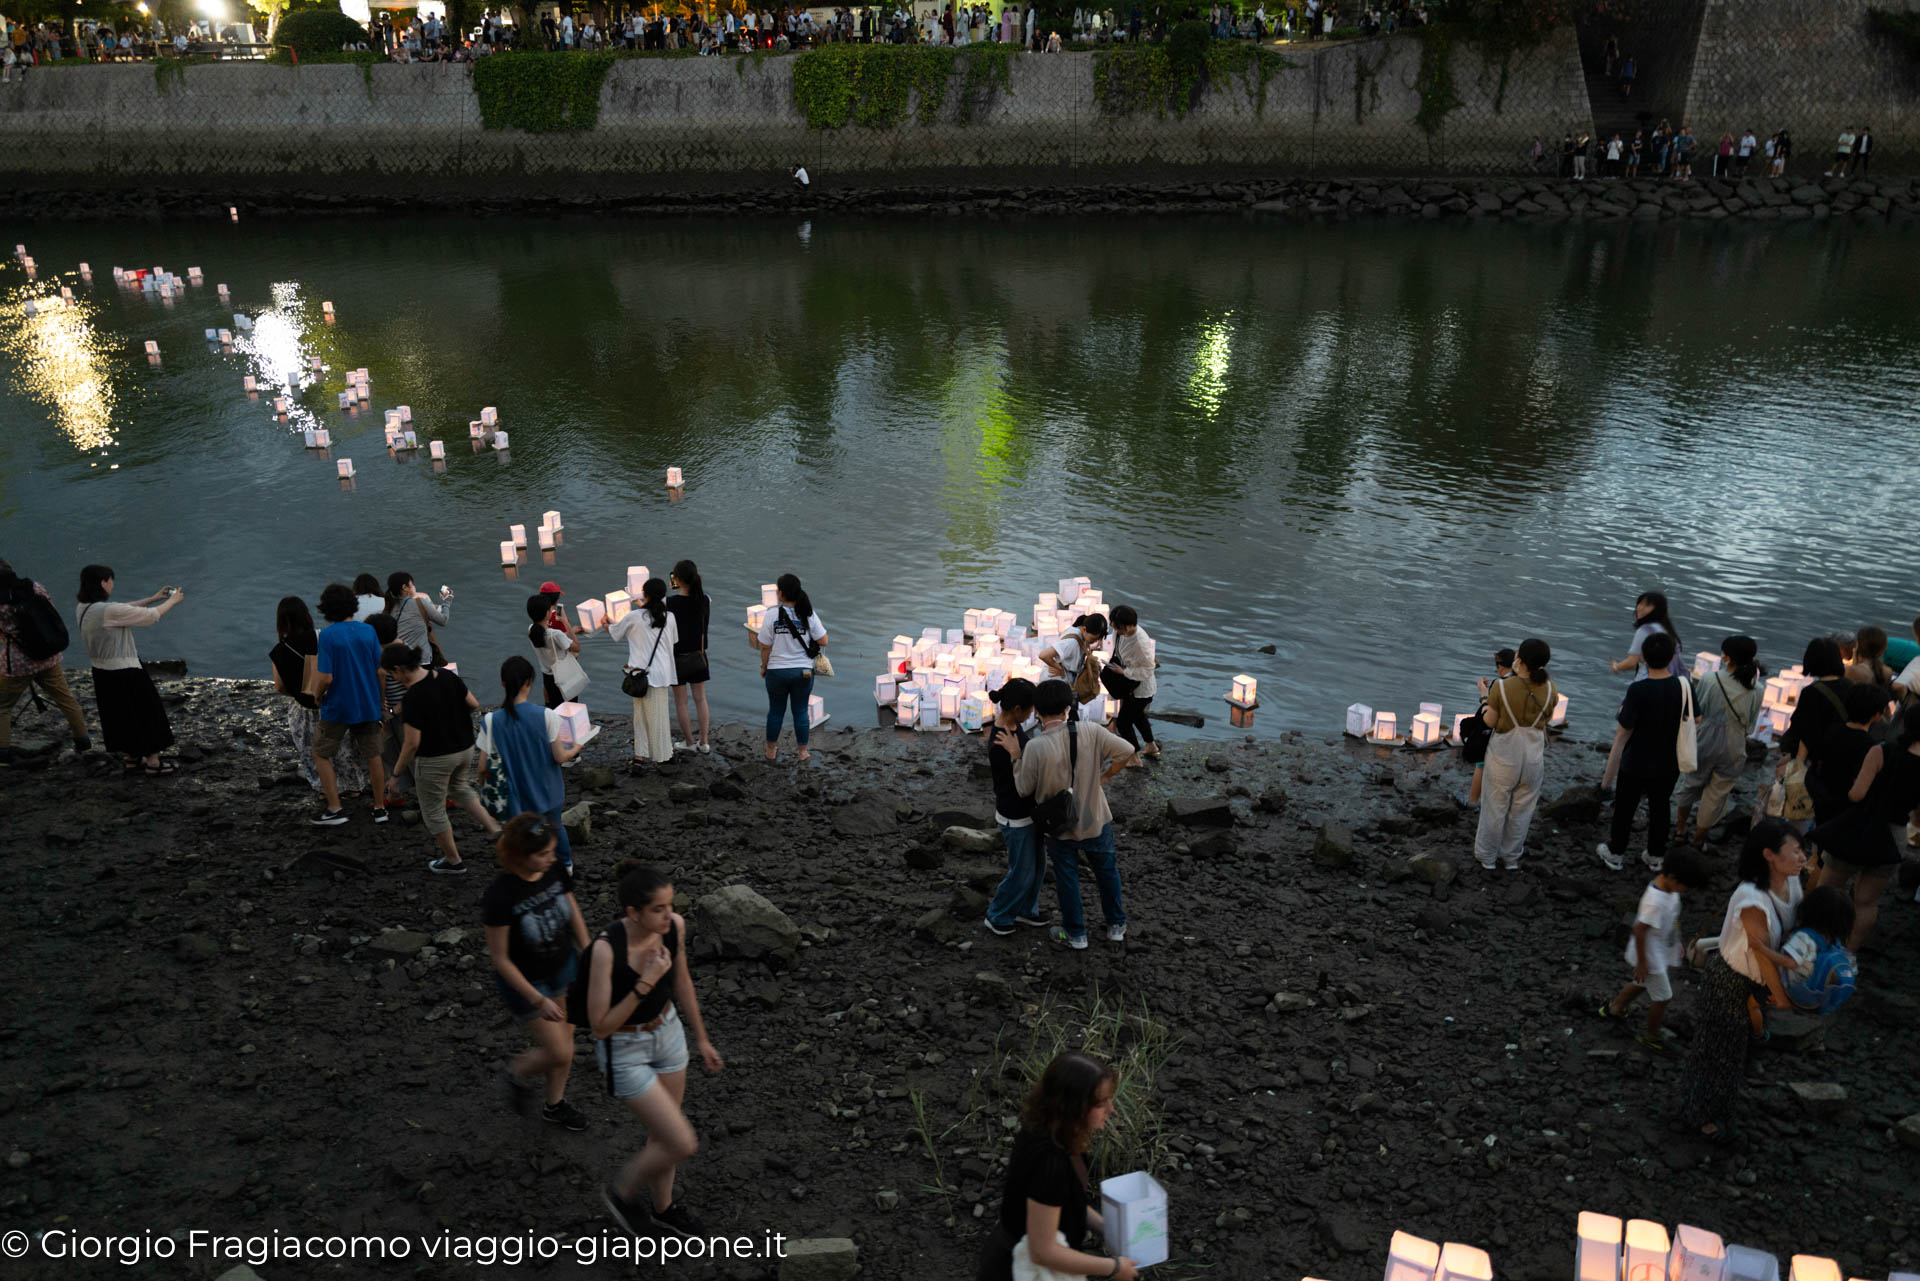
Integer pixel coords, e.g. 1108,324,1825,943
0,33,1588,194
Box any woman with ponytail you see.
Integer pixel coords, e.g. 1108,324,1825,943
1473,638,1558,871
610,577,678,768
574,860,723,1239
526,592,579,710
665,560,712,754
1674,635,1763,848
754,572,828,763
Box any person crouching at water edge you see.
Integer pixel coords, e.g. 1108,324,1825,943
578,861,724,1238
1472,638,1557,871
486,814,591,1130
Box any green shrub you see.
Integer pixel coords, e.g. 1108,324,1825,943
472,51,616,132
271,9,371,52
791,45,964,130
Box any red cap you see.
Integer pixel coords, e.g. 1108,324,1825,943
538,581,563,595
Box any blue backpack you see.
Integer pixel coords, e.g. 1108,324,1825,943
1782,928,1857,1015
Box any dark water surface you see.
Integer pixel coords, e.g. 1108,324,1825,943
5,216,1918,741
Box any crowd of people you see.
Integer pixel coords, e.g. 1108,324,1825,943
1538,123,1866,183
4,549,1917,1261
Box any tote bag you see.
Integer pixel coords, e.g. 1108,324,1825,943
1675,677,1699,775
550,638,590,702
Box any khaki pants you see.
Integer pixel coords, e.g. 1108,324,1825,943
413,748,478,836
0,663,90,749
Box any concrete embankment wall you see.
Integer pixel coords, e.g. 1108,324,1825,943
0,31,1587,194
1683,0,1920,173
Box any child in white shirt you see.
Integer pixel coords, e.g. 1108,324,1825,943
1600,850,1709,1051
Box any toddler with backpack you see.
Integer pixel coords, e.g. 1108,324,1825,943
1780,886,1858,1016
0,559,91,763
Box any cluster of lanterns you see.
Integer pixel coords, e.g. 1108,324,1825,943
868,577,1115,733
1362,1215,1875,1281
1345,692,1568,749
500,511,566,566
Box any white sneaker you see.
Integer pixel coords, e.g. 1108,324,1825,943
1639,850,1664,872
1595,843,1624,871
1107,924,1127,942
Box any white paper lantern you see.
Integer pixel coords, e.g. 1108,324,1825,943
808,694,828,728
143,340,159,355
272,398,289,416
896,689,919,723
1550,693,1569,727
747,604,769,631
302,427,319,448
337,459,355,478
491,432,510,451
537,526,555,550
469,422,485,438
875,675,898,705
1725,1246,1780,1281
1576,1211,1623,1281
510,524,528,547
938,684,963,721
1434,1243,1491,1281
1410,712,1443,747
1346,703,1374,737
666,466,684,487
429,440,445,460
627,566,650,597
480,406,497,426
1419,700,1443,721
401,431,417,450
917,698,943,731
322,301,335,316
187,265,202,279
576,599,606,632
241,375,256,392
204,326,217,341
604,590,631,624
217,283,229,296
1670,1226,1727,1281
542,510,562,531
758,583,778,608
1385,1230,1441,1281
555,701,591,745
1692,651,1722,679
1624,1220,1670,1281
314,429,331,448
338,393,352,410
499,540,517,565
1227,674,1258,708
1370,711,1399,743
1788,1259,1840,1281
1450,712,1474,746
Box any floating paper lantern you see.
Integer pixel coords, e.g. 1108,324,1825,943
874,675,898,705
336,392,351,410
429,440,445,460
1692,651,1722,679
272,398,288,416
143,340,159,355
510,524,528,548
1550,693,1569,728
542,510,562,531
242,375,256,392
537,526,555,550
896,689,919,724
666,466,684,487
79,263,90,275
356,385,370,402
1434,1243,1492,1281
187,266,202,279
1419,701,1443,722
1386,1231,1441,1281
555,701,592,745
1575,1211,1623,1281
322,301,334,316
217,283,229,297
308,356,323,373
1624,1220,1669,1281
747,603,769,631
1346,703,1374,737
1227,674,1258,708
491,432,510,450
761,584,779,608
314,429,331,448
604,590,632,625
1370,711,1399,743
1410,712,1443,747
400,431,417,450
302,427,319,447
938,684,963,721
808,694,828,728
480,406,497,426
337,459,355,478
398,405,412,423
229,206,238,221
1726,1247,1780,1281
917,698,943,731
499,540,518,565
469,422,485,438
1765,706,1790,734
627,566,650,596
1670,1226,1726,1281
959,692,990,732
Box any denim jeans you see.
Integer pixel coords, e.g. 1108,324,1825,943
985,821,1044,928
1047,822,1124,941
764,667,814,745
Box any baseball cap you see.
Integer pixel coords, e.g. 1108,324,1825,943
538,581,563,595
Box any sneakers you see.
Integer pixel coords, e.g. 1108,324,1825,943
371,808,390,825
1636,1032,1671,1054
505,1071,537,1117
1596,1001,1624,1020
652,1201,700,1238
542,1099,588,1131
697,743,712,755
1639,850,1665,872
983,917,1015,937
602,1184,649,1236
312,808,349,826
427,857,468,875
1107,924,1127,942
1595,842,1624,871
1049,927,1089,950
72,736,92,753
1014,913,1049,928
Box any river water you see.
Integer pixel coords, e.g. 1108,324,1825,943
5,216,1918,742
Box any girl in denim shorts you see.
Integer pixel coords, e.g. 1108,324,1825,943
571,861,724,1239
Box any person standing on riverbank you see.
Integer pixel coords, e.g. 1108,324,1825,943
352,573,386,623
665,561,712,755
982,679,1046,936
579,861,724,1239
76,565,183,776
386,572,450,668
1103,606,1158,760
487,813,591,1130
309,583,389,826
1598,848,1707,1052
1673,636,1762,849
479,657,584,869
527,592,581,711
384,644,499,874
1473,639,1556,871
0,560,91,762
1598,632,1686,872
611,578,677,769
267,595,366,799
1014,679,1137,949
756,574,827,764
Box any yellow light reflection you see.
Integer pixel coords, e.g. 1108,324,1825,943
236,282,327,433
0,293,118,452
1188,314,1234,419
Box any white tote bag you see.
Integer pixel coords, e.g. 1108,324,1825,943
1674,676,1698,775
1012,1232,1075,1281
550,638,590,702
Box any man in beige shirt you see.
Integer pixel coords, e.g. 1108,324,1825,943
1011,679,1138,949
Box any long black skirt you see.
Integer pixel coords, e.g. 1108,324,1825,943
94,666,174,758
1678,954,1765,1132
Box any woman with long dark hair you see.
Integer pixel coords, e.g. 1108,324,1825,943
982,679,1045,935
1679,819,1803,1143
486,812,590,1129
526,592,580,710
610,577,678,768
577,860,723,1238
268,594,367,797
385,570,450,668
1473,638,1557,871
1673,635,1763,848
76,564,185,775
976,1051,1137,1281
1610,590,1683,678
665,560,712,755
755,572,827,763
477,656,586,869
1811,704,1920,950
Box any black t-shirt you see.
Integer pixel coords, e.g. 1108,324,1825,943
482,863,576,982
1617,676,1684,778
663,592,710,654
269,638,318,710
986,724,1034,821
401,668,476,757
995,1129,1088,1250
1809,723,1874,821
1780,679,1851,757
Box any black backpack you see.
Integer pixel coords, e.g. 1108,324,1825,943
1,577,70,663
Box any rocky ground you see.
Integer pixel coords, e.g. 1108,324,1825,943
6,173,1919,226
3,670,1918,1281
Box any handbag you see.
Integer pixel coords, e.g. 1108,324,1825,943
1012,1231,1076,1281
1100,663,1139,701
1675,676,1699,774
299,650,324,700
552,649,590,701
478,709,513,821
1030,722,1079,835
621,623,667,699
813,650,834,678
1778,757,1816,821
1069,637,1103,705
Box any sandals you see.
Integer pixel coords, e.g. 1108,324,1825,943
625,758,649,775
141,760,179,776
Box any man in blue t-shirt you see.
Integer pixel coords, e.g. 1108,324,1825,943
310,582,390,827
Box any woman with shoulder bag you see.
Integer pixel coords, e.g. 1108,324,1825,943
386,571,450,667
610,578,678,770
1103,606,1158,761
477,657,587,870
526,593,584,710
1041,614,1109,714
1674,636,1763,849
755,573,827,764
1473,638,1557,871
665,560,712,755
268,594,368,798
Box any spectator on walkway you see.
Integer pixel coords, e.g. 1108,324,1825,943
309,582,389,826
1853,125,1872,175
352,573,386,622
0,559,91,762
527,590,580,710
76,565,183,776
1830,126,1856,178
385,643,499,874
1013,679,1137,950
1810,704,1920,950
1620,52,1635,97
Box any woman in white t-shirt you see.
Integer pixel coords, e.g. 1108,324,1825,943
610,578,678,769
755,573,827,764
1678,818,1804,1143
526,594,580,710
